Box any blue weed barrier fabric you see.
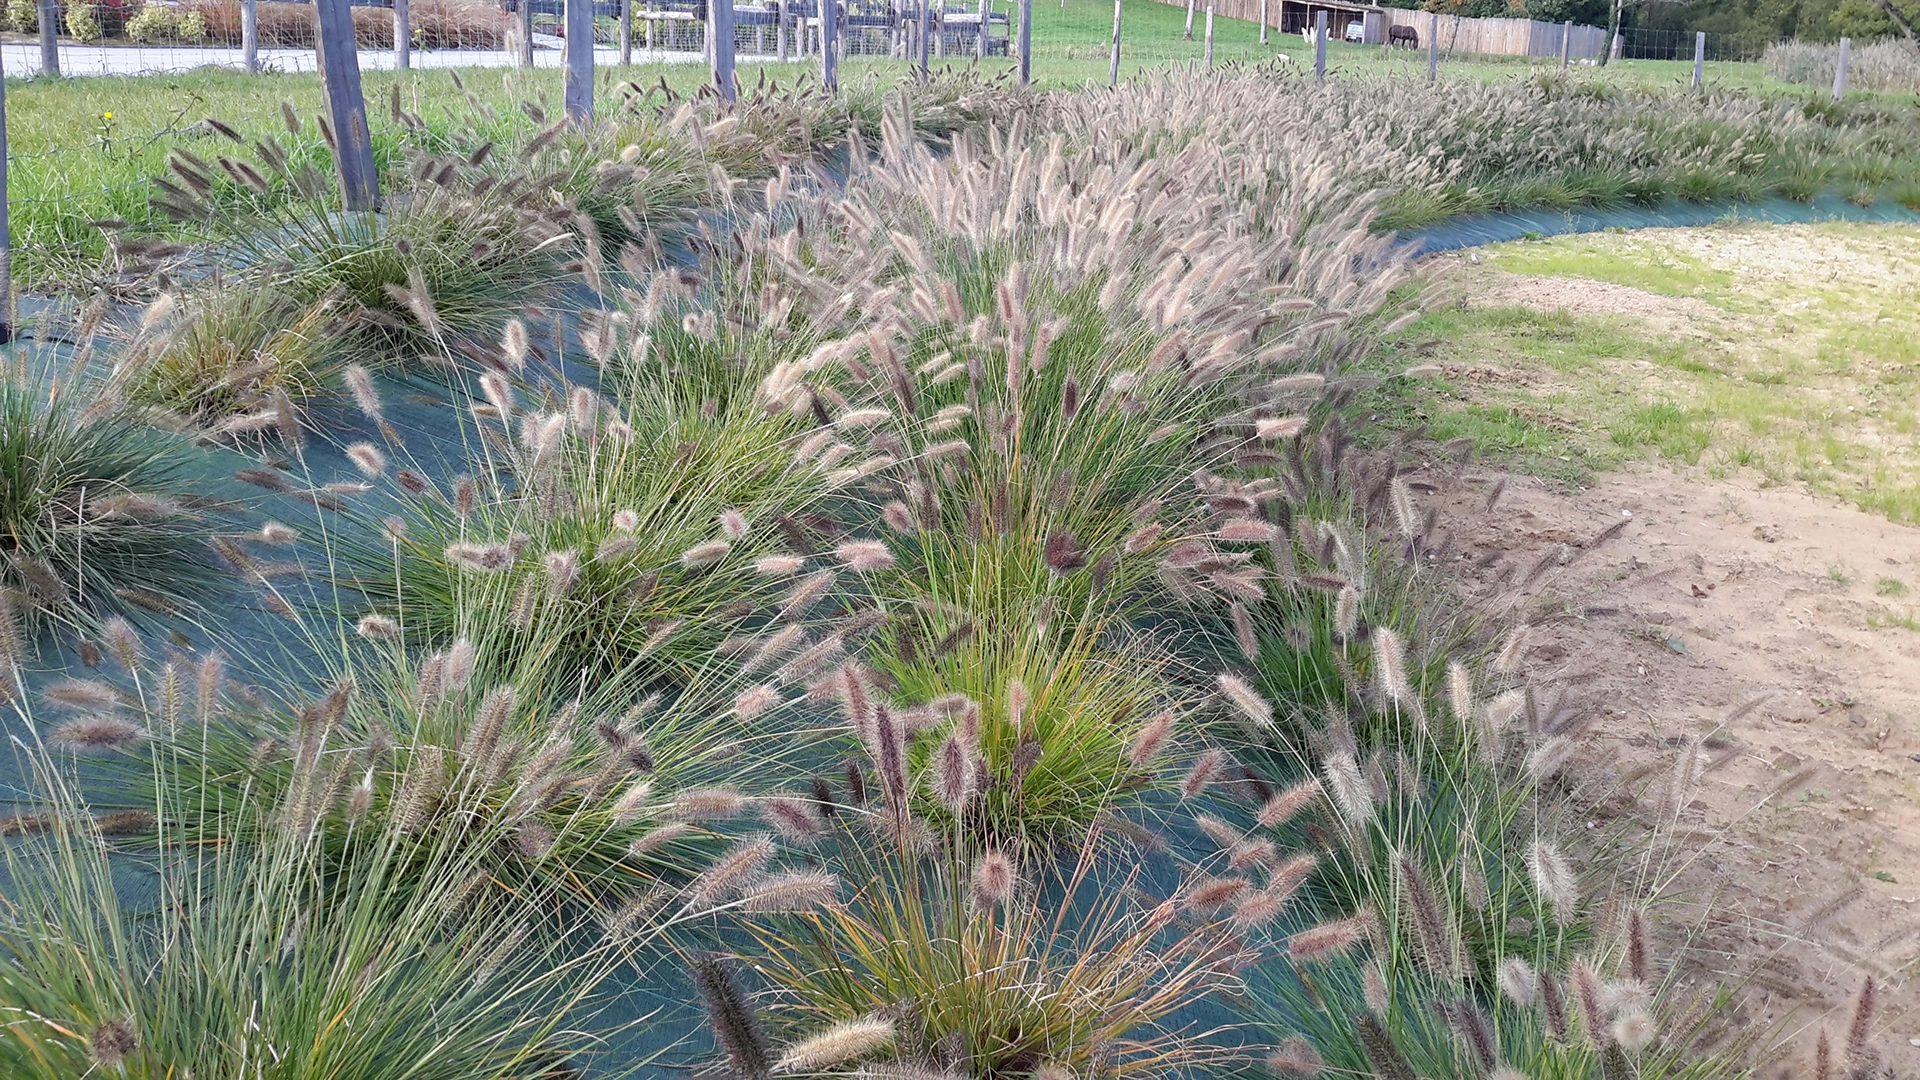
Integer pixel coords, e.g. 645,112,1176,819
1398,193,1920,256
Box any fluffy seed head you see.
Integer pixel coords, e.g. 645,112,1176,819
756,554,806,575
50,716,146,752
1527,839,1578,925
90,1019,138,1069
1613,1010,1655,1051
681,540,732,568
1288,914,1369,961
1498,956,1539,1006
670,787,749,821
687,834,775,906
1256,780,1320,828
1181,749,1224,800
1128,711,1175,766
774,1017,896,1073
1218,673,1273,729
834,540,895,572
346,441,388,477
972,849,1016,906
1266,1036,1322,1076
743,869,841,913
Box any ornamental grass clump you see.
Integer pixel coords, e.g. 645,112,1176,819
0,367,218,632
853,625,1182,849
718,713,1352,1080
110,281,342,427
0,741,639,1080
340,326,849,684
43,628,808,907
149,110,578,365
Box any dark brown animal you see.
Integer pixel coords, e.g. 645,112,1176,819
1388,24,1419,47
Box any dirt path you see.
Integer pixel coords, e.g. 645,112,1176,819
1412,222,1920,1069
1429,439,1920,1070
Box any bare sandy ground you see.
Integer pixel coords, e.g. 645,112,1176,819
1425,224,1920,1069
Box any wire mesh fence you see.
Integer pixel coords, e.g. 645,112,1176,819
0,0,1893,322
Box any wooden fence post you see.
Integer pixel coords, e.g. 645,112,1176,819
712,0,736,99
1183,0,1194,39
565,0,593,121
1108,0,1121,85
242,0,260,73
821,0,838,88
1203,5,1213,69
1427,11,1437,81
1016,0,1030,84
1690,29,1703,88
777,0,788,58
619,0,633,63
516,0,535,67
1558,18,1569,68
1832,36,1850,99
917,0,930,78
315,0,379,210
394,0,411,70
0,53,11,345
976,0,987,58
1258,0,1266,44
1314,9,1326,77
35,0,59,76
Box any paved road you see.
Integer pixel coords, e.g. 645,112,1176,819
0,38,797,78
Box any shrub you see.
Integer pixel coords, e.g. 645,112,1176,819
864,624,1183,850
2,0,34,32
0,369,218,632
64,1,102,40
125,2,178,41
182,0,512,46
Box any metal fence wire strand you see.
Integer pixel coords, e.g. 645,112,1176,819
0,0,1887,307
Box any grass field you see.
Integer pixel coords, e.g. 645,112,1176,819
1376,221,1920,520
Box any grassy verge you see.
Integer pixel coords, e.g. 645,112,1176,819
10,0,1920,289
1374,221,1920,520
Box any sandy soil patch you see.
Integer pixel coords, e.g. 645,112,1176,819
1421,461,1920,1072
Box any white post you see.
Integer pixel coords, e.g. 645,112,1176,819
394,0,411,70
1108,0,1121,85
620,0,633,64
1203,5,1213,69
36,0,60,76
1427,11,1436,81
1690,29,1703,89
712,0,736,99
1016,0,1029,83
821,0,838,88
1314,8,1326,77
242,0,260,73
1258,0,1266,45
1558,18,1569,68
1832,36,1850,100
1183,0,1194,39
565,0,594,121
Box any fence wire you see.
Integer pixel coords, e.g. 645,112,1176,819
0,0,1887,306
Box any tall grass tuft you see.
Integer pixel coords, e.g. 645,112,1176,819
0,368,218,632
